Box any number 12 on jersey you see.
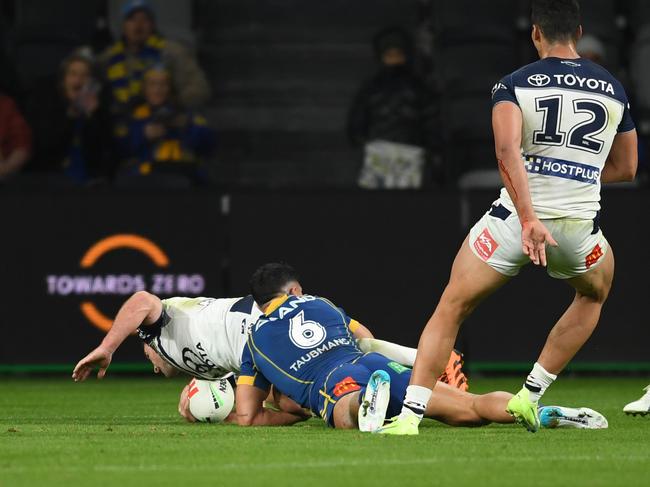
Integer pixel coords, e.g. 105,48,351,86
533,94,609,154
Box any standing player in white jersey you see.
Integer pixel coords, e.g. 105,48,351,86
380,0,638,435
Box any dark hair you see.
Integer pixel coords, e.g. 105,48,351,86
250,262,300,306
531,0,581,43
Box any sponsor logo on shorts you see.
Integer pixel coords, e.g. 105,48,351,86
474,229,499,261
387,361,409,374
333,376,361,397
524,154,600,185
586,244,604,269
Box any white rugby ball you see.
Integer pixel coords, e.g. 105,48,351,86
187,378,234,423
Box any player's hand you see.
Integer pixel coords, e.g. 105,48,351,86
72,346,112,382
521,219,559,267
178,384,197,423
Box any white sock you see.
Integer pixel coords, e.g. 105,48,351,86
524,362,557,402
401,385,432,419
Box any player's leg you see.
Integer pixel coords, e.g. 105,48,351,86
412,236,510,389
378,236,511,435
422,383,609,429
537,247,614,373
330,371,391,431
424,381,513,426
508,231,614,432
332,391,362,429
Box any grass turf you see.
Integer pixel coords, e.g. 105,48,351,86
1,376,648,487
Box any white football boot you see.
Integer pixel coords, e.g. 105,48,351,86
358,369,391,432
539,406,608,429
623,385,650,416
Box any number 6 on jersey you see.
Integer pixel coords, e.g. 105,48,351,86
289,310,326,349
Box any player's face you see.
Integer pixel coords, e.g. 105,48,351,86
143,343,178,377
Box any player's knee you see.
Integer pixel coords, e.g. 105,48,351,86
575,286,609,305
439,296,478,322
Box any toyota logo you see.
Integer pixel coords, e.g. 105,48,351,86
528,74,551,87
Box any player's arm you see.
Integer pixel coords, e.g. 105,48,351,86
72,291,162,381
492,102,558,266
234,383,307,427
601,130,638,183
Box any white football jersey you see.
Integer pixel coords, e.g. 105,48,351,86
492,57,635,219
138,296,263,379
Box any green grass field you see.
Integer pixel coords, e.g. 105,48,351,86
1,376,648,487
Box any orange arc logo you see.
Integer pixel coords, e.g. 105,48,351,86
79,234,169,332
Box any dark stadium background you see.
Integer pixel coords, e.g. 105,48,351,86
0,0,648,374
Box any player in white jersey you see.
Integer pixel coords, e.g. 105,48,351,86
72,284,467,419
380,0,638,435
72,292,263,382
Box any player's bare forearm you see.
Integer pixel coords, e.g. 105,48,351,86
236,409,307,427
236,384,307,426
100,291,162,353
601,130,638,183
492,103,536,224
73,291,163,381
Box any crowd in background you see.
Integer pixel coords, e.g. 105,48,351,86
0,0,648,189
0,0,214,188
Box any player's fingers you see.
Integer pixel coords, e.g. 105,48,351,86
525,241,539,264
547,233,559,247
73,365,88,382
539,243,548,267
97,368,107,380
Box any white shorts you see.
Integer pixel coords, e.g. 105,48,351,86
468,203,609,279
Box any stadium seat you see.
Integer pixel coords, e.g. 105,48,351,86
629,27,650,133
436,44,518,96
431,0,519,44
195,0,419,188
441,94,495,181
13,0,99,42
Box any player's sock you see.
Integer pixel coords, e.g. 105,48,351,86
524,362,557,402
400,385,432,419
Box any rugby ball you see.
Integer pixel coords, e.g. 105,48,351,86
187,378,235,423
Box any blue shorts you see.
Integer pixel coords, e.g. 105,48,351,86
310,353,412,428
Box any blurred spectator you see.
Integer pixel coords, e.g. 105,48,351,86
577,34,606,65
347,27,441,189
27,49,114,184
100,0,210,114
0,92,32,182
115,64,214,184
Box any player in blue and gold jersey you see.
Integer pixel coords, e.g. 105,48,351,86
233,263,608,431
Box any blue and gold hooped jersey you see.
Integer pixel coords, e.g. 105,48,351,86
237,294,363,409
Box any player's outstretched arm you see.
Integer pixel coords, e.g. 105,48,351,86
493,102,558,266
235,384,308,427
601,130,638,183
72,291,162,382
